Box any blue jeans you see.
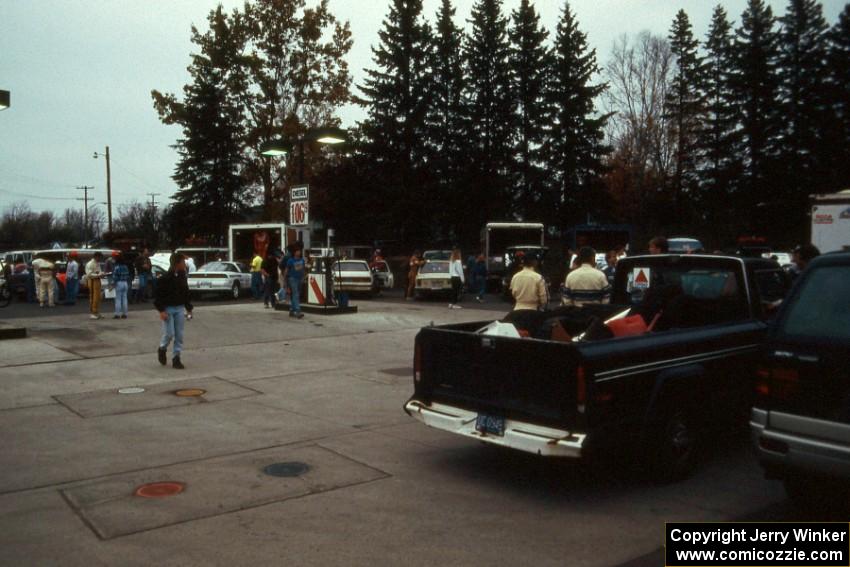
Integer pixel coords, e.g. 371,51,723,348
288,277,302,313
251,272,262,299
65,278,80,305
136,273,148,302
114,281,129,315
159,305,185,355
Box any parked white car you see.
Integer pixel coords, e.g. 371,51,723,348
187,261,251,299
332,260,375,295
371,260,394,289
415,260,453,298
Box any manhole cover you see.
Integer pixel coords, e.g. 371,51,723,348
262,462,310,478
134,481,185,498
117,387,146,395
174,388,206,397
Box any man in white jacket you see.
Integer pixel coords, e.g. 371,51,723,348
31,254,56,308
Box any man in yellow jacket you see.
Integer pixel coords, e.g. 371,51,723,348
510,253,548,311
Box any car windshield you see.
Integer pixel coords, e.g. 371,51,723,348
424,251,451,260
201,262,232,272
336,261,368,272
669,239,703,253
420,262,449,274
779,266,850,341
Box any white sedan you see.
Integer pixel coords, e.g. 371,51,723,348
415,260,453,298
371,260,395,289
187,261,252,299
332,260,376,296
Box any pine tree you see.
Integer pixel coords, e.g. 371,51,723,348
665,10,705,227
160,7,246,243
700,5,742,241
359,0,434,244
425,0,467,239
544,1,610,228
508,0,551,221
824,4,850,190
464,0,516,235
778,0,830,203
733,0,782,234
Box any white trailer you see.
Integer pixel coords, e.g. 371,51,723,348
811,190,850,254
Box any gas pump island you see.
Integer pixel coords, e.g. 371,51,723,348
282,186,358,315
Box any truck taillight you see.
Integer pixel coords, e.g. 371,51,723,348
414,343,422,384
755,365,800,401
577,365,586,414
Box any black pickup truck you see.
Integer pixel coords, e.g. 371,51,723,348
406,254,789,481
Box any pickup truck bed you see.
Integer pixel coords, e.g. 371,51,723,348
406,255,789,481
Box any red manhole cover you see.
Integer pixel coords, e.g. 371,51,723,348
134,482,185,498
174,388,206,397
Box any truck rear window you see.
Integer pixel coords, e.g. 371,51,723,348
780,266,850,340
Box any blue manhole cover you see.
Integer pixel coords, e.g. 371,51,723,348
263,462,310,477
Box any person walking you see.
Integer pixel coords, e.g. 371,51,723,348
32,254,56,308
110,254,131,319
282,248,306,319
261,251,280,308
563,247,611,306
405,250,424,300
448,248,465,309
85,252,105,319
155,253,194,369
472,254,488,303
250,251,263,299
63,251,80,306
185,255,197,274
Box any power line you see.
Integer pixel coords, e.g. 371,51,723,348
0,188,79,201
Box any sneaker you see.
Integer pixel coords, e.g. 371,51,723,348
97,314,104,319
452,304,463,309
476,297,484,303
448,304,454,309
296,312,304,319
172,356,185,370
121,315,127,319
157,347,167,366
89,314,99,320
113,315,120,319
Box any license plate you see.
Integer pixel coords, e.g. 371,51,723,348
475,414,505,436
200,280,211,288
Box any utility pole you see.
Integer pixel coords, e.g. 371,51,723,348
77,185,94,247
147,193,160,213
93,146,112,233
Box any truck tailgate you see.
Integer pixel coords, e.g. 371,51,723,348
414,325,582,428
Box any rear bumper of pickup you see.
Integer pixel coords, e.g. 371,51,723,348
751,408,850,479
404,400,586,458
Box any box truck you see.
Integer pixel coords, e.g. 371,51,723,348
811,190,850,254
228,223,295,263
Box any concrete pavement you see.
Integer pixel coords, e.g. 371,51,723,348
0,296,789,566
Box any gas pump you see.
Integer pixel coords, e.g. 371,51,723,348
306,250,336,307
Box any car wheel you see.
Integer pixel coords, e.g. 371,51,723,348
231,282,241,300
649,408,699,483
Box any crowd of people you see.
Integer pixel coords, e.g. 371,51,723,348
248,246,308,318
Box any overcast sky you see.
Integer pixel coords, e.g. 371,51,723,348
1,0,845,216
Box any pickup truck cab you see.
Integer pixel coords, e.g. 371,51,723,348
406,254,788,481
751,252,850,510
